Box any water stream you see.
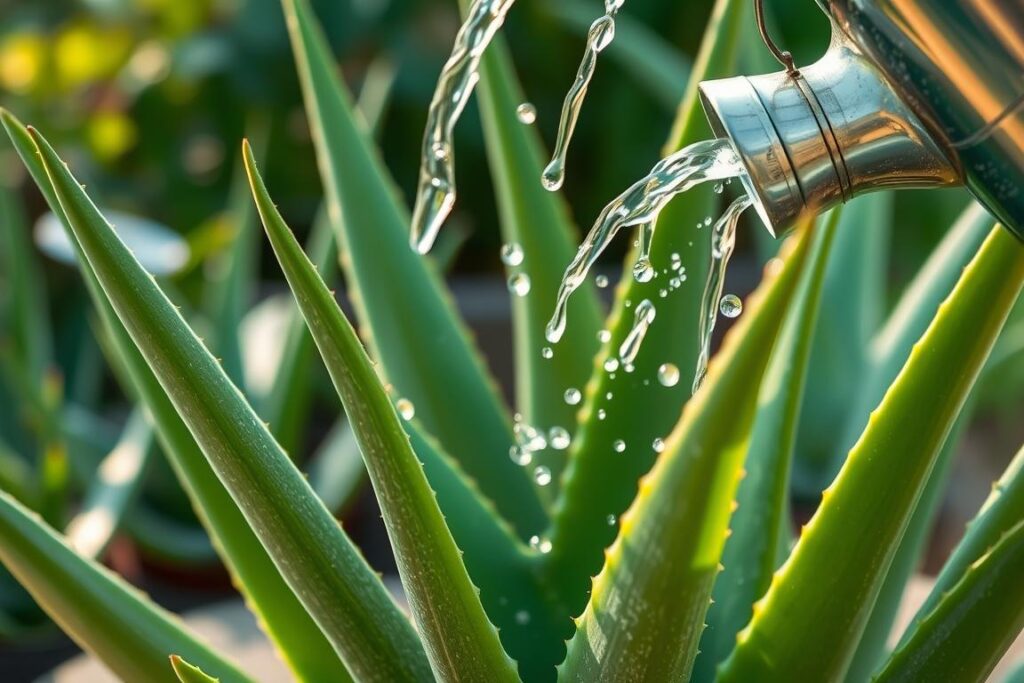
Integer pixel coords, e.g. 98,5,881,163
542,0,625,191
410,0,516,254
544,138,744,345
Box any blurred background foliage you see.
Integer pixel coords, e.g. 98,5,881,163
0,0,1022,674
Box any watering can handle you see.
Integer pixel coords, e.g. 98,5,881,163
754,0,800,76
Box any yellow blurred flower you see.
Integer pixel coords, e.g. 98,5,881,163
87,111,138,160
54,21,133,89
0,32,46,94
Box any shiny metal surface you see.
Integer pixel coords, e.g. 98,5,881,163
700,0,1024,238
827,0,1024,237
699,28,960,234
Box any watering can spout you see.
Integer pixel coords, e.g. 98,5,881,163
699,0,1024,239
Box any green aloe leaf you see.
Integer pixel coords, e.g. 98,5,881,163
201,118,268,393
559,224,818,682
171,655,222,683
792,193,891,494
0,490,250,683
541,0,691,111
693,210,839,681
464,0,603,490
245,143,517,682
307,418,365,514
281,0,545,536
65,409,152,559
717,227,1024,683
841,204,995,679
544,0,750,613
3,110,348,683
20,118,434,682
901,443,1024,650
875,520,1024,683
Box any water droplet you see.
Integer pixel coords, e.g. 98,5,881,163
564,388,582,405
500,242,524,266
605,392,613,400
516,102,537,124
431,142,449,161
604,358,620,372
652,437,666,453
515,610,531,625
613,439,626,453
508,273,531,297
597,409,607,420
595,274,609,288
509,446,532,466
396,398,415,420
658,363,680,387
669,277,681,288
720,294,743,318
598,329,612,343
549,427,571,450
542,346,553,359
619,299,656,364
534,466,552,487
659,289,668,298
704,217,712,226
529,535,552,553
606,514,617,525
713,182,724,194
632,259,655,283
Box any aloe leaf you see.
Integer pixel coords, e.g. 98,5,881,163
559,224,818,681
0,490,250,683
0,179,52,388
171,655,222,683
693,210,839,681
124,505,219,565
717,227,1024,683
28,123,434,682
542,0,691,111
256,209,337,454
843,399,975,682
544,0,750,612
201,118,268,393
901,443,1024,650
246,143,518,682
875,520,1024,683
463,1,602,489
11,115,429,682
792,193,891,494
3,110,349,683
65,409,152,559
280,0,545,535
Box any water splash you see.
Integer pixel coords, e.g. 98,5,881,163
542,0,626,191
410,0,516,253
545,138,742,344
618,299,656,364
692,194,753,393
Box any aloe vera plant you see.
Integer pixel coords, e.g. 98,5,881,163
1,0,1023,681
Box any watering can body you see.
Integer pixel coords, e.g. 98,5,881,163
699,0,1024,238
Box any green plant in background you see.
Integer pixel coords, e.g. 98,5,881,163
0,0,1023,682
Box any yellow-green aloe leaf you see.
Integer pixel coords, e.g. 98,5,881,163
544,0,751,616
559,224,818,682
2,110,349,683
171,655,222,683
245,143,518,682
693,209,839,681
875,520,1024,683
24,122,432,682
899,443,1024,651
281,0,545,536
841,204,995,679
0,490,250,683
65,408,153,559
463,0,603,491
718,227,1024,683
